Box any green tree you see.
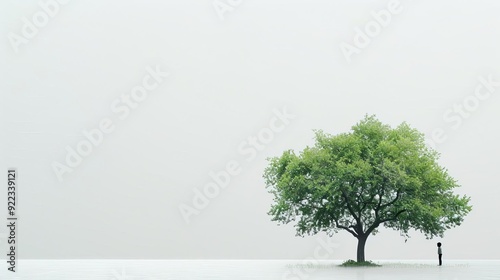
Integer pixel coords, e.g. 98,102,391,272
264,116,472,262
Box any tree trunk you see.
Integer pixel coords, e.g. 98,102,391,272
356,235,368,262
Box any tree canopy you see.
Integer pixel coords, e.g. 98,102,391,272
264,116,472,262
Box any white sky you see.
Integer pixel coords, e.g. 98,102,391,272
1,0,500,260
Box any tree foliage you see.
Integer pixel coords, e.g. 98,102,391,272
264,116,472,261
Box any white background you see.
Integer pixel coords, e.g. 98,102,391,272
1,0,499,260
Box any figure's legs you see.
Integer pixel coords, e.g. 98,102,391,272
438,254,442,266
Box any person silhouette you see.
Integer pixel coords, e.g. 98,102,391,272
437,242,443,266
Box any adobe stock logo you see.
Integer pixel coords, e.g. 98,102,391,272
213,0,243,21
426,74,500,149
178,106,296,224
8,0,70,53
340,0,404,63
51,65,169,182
283,237,339,280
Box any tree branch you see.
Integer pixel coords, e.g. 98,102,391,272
357,180,368,219
380,188,401,209
361,186,378,214
374,161,387,221
340,189,361,229
379,209,407,224
366,209,407,235
335,220,358,238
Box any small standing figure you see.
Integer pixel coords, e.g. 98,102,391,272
437,242,443,266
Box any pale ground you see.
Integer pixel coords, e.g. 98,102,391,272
0,260,498,280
